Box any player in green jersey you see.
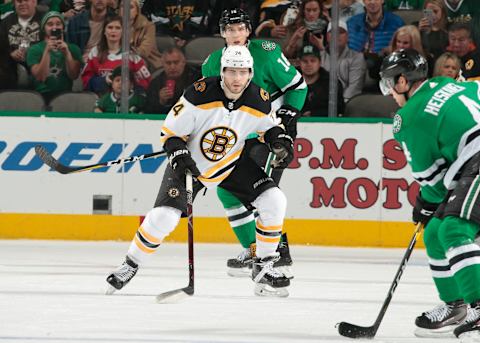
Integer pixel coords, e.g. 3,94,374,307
380,48,480,340
202,8,307,277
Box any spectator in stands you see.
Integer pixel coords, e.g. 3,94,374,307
0,30,17,88
66,0,116,59
145,47,199,114
0,0,44,88
119,0,162,71
347,0,404,81
418,0,448,60
299,44,344,117
141,0,209,48
380,25,434,77
444,0,480,48
447,22,480,81
283,0,329,59
255,0,298,39
319,20,366,102
95,66,146,113
384,0,425,10
50,0,87,20
209,1,260,35
81,15,151,95
433,51,462,80
386,25,429,57
26,11,82,101
348,0,404,54
338,0,364,22
0,0,14,19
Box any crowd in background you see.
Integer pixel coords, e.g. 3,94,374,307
0,0,479,116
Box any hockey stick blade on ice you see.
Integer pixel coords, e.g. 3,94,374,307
337,222,423,339
156,170,194,303
35,144,165,174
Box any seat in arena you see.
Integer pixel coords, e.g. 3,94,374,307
0,90,45,112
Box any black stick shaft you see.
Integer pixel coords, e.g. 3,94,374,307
35,144,165,174
371,222,423,333
337,222,423,339
186,170,194,292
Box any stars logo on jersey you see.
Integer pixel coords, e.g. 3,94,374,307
201,126,237,161
392,114,402,134
261,41,276,51
49,64,62,79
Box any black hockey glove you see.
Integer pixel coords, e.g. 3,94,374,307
412,193,439,226
164,137,200,179
265,127,294,169
276,105,300,139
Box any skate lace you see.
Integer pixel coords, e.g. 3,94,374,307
236,248,252,262
464,306,480,324
115,262,137,282
425,303,452,322
261,257,283,277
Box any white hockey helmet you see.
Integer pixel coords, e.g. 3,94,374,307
220,45,254,93
221,45,254,71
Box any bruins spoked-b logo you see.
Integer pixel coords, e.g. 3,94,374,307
201,126,237,161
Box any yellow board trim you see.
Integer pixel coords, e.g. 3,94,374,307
0,213,424,248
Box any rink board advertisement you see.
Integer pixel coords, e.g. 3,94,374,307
0,114,421,247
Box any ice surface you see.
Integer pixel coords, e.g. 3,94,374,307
0,240,458,343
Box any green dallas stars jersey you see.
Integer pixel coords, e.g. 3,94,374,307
393,76,480,203
202,39,307,111
95,91,145,114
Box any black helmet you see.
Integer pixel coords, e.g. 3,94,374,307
379,48,428,95
219,8,252,33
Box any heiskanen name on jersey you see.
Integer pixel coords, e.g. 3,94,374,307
394,77,480,199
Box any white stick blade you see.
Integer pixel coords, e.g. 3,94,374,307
156,289,191,304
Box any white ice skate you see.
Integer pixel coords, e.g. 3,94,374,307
252,253,290,298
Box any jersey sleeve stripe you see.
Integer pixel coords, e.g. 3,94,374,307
160,126,187,144
280,72,307,93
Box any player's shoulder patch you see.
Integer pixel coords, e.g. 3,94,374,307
260,87,269,101
193,78,207,92
184,76,223,106
261,40,277,51
242,82,271,115
392,113,402,134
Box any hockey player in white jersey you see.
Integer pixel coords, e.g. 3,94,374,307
106,45,294,297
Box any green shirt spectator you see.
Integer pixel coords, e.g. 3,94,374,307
26,11,83,101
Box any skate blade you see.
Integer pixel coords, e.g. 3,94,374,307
227,267,251,278
105,284,117,295
414,326,456,338
459,331,480,343
254,283,289,298
275,266,294,279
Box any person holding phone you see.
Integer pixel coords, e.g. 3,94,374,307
145,47,199,114
418,0,448,60
26,11,82,102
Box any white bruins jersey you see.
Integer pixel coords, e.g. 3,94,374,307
161,76,277,188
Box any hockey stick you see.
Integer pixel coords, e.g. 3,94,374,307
34,144,165,174
337,222,424,339
156,170,194,303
